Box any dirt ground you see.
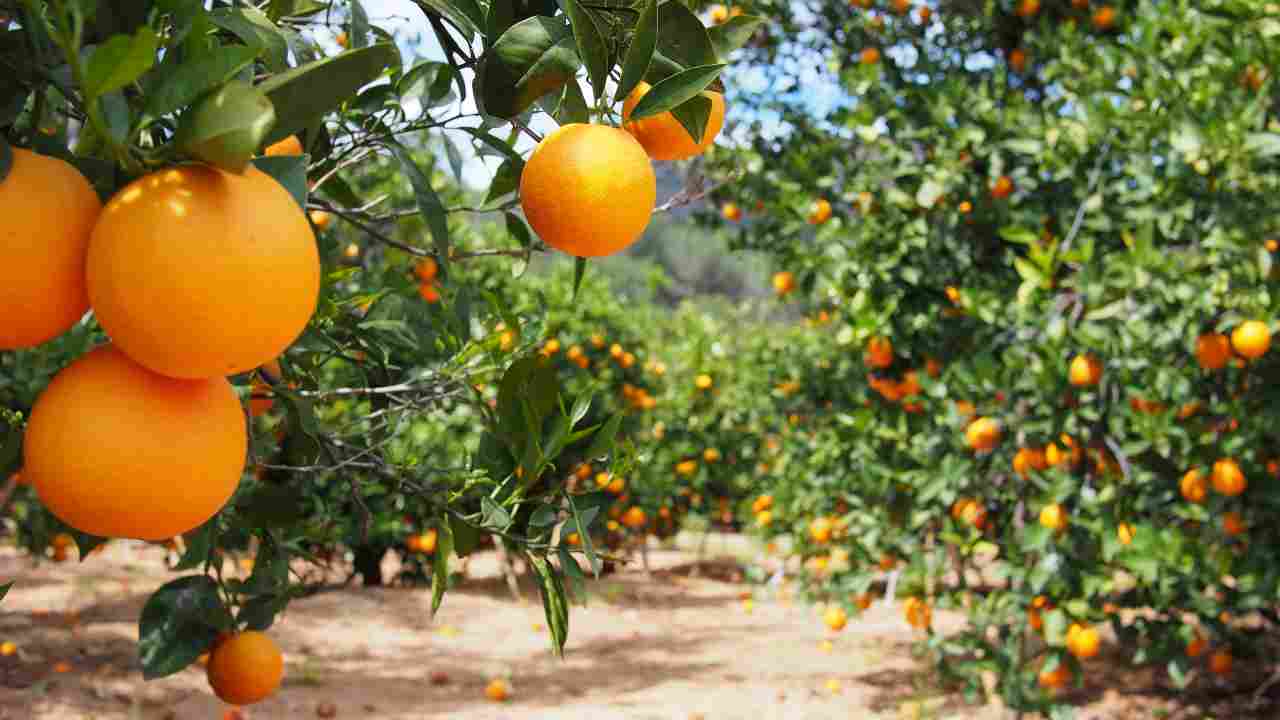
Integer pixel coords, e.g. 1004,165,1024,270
0,537,1263,720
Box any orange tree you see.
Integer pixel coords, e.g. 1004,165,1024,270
0,0,760,707
702,0,1280,715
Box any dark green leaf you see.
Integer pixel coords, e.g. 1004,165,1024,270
707,14,764,58
176,79,276,173
497,356,559,446
0,417,21,475
209,7,289,71
144,44,261,119
616,0,657,102
561,0,610,100
173,519,216,571
549,78,590,124
477,16,581,119
629,63,725,120
485,156,524,204
84,26,160,100
348,0,370,49
655,1,718,69
238,593,287,631
415,0,484,38
573,256,587,298
398,61,457,107
71,530,108,563
530,504,559,526
387,140,450,279
0,131,12,184
670,93,712,145
239,483,307,528
481,496,513,530
528,554,569,657
138,576,228,680
565,492,601,577
449,514,481,556
0,582,10,603
243,537,290,592
585,412,623,460
486,0,559,45
431,514,455,615
259,44,400,145
557,545,587,604
252,155,309,210
505,212,533,248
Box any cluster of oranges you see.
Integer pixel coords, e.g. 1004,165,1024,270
3,138,320,705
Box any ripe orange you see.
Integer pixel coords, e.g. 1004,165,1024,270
1195,332,1231,370
1016,0,1041,17
621,506,647,529
1117,522,1135,545
918,6,932,22
990,175,1014,200
807,198,833,224
864,336,894,368
520,124,656,257
903,597,931,629
1211,458,1246,496
1013,447,1047,477
88,165,320,379
0,148,102,349
1208,649,1232,676
418,283,440,303
695,374,714,390
1039,503,1068,533
773,271,797,296
860,47,880,65
335,31,348,48
623,81,726,161
964,416,1001,452
419,529,438,554
752,495,774,513
722,202,742,222
0,641,15,656
1091,5,1116,29
263,135,303,156
1186,633,1207,658
1222,512,1245,536
24,346,246,540
809,516,835,543
1038,662,1071,690
708,4,729,23
308,209,332,230
703,448,722,463
1066,623,1100,660
1180,468,1207,503
892,0,910,14
207,631,284,706
823,605,848,631
1009,48,1027,73
1231,320,1270,359
675,459,698,476
415,257,439,282
1068,353,1103,387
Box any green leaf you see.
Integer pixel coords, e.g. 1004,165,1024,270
481,496,513,530
430,514,455,616
176,79,277,173
566,492,601,577
573,256,588,298
71,530,108,562
505,212,533,248
173,519,216,571
477,16,581,119
415,0,484,38
238,593,287,631
251,155,309,211
209,6,289,71
243,537,290,592
528,554,569,657
485,156,523,204
398,61,457,107
84,26,160,100
547,79,590,124
655,1,718,69
0,582,11,603
530,504,559,526
449,514,481,556
707,14,764,59
348,0,370,49
616,0,657,102
239,483,307,528
628,63,725,120
670,94,712,145
486,0,559,45
1245,133,1280,157
0,417,20,475
387,140,450,279
258,43,400,145
557,546,587,604
144,44,261,119
585,412,623,461
497,356,559,449
138,576,228,680
561,0,609,100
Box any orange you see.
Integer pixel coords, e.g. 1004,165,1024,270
1013,447,1047,477
24,346,246,540
263,135,303,156
621,506,647,529
807,198,833,224
418,283,440,303
1222,512,1245,536
1009,48,1027,73
207,631,284,706
809,516,835,543
773,271,796,296
722,203,742,222
1039,503,1068,533
1066,623,1100,660
892,0,910,14
419,529,438,554
752,495,774,513
703,448,722,463
1038,662,1071,690
675,460,698,476
964,416,1001,452
1211,458,1246,496
88,164,320,379
1195,332,1231,370
823,605,848,632
1117,522,1135,545
1230,320,1270,359
0,641,15,656
520,124,655,257
695,374,713,390
415,257,439,282
1068,353,1103,387
860,47,880,65
0,148,102,349
990,175,1014,200
1208,649,1232,676
903,597,931,629
864,336,894,368
1016,0,1040,17
1180,468,1207,503
708,4,729,23
1186,633,1207,658
918,6,932,22
623,81,726,161
1091,5,1116,29
308,209,332,230
755,510,772,526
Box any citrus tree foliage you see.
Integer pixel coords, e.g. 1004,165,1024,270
0,0,759,683
696,0,1280,714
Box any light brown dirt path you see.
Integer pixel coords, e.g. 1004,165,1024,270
0,540,1196,720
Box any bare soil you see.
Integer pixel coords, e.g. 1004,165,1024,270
0,539,1268,720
